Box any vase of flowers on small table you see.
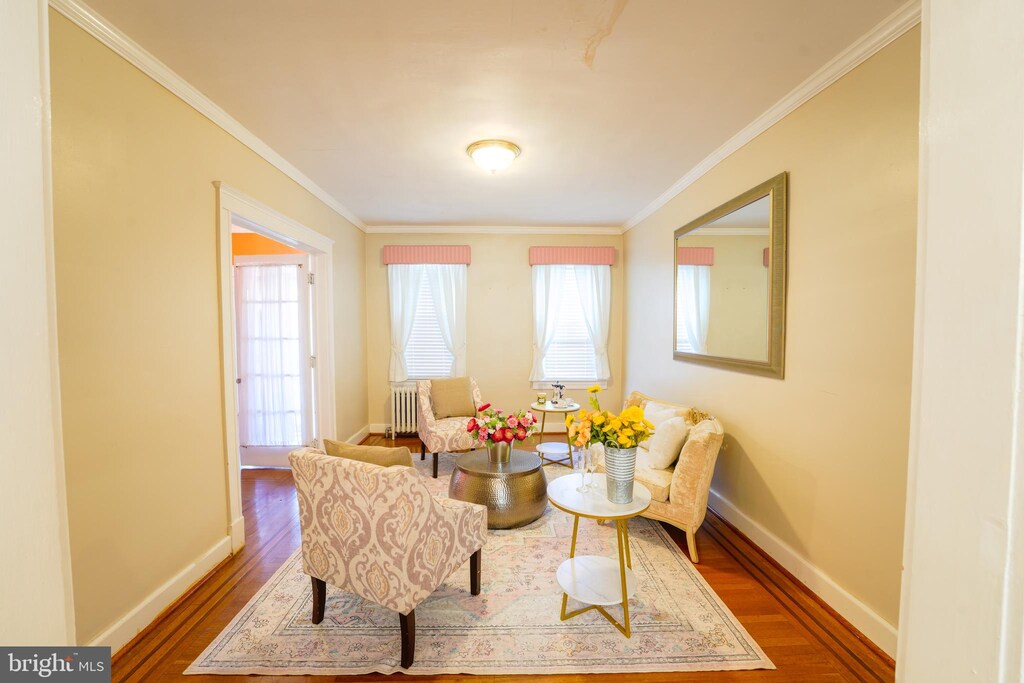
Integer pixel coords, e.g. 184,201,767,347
467,403,539,465
566,386,654,503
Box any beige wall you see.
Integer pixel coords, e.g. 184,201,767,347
49,11,366,645
624,27,919,640
365,233,624,430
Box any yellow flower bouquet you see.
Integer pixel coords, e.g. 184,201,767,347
566,386,654,449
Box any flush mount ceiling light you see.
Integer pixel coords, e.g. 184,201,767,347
467,139,521,173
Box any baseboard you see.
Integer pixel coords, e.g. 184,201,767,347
229,515,245,553
345,424,371,444
368,423,388,435
88,536,231,652
707,489,898,657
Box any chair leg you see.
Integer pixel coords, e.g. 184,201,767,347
420,441,425,461
432,452,438,478
311,577,326,624
686,530,699,563
470,549,482,595
399,609,415,668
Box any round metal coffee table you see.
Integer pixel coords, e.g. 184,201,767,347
448,449,548,529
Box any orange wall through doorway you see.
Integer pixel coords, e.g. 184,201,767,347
231,233,303,260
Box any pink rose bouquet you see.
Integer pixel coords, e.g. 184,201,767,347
467,403,539,445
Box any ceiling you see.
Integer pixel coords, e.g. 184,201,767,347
697,196,770,234
83,0,905,228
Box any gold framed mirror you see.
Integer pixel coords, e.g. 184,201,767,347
673,172,787,378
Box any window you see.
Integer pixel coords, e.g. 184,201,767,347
675,292,693,352
405,275,455,379
387,263,467,382
531,264,611,387
542,268,597,381
675,264,710,354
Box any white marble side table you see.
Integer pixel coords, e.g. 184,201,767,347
546,473,652,637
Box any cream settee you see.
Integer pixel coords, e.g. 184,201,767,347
602,391,725,563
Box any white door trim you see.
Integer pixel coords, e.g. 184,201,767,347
896,2,1024,679
215,182,336,551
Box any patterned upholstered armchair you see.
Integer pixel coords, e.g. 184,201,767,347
289,448,488,669
603,391,725,563
416,378,483,478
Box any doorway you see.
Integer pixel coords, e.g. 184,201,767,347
216,183,337,551
233,243,315,467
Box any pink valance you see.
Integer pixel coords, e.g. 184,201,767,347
677,247,714,266
763,247,770,268
529,246,616,266
382,245,471,265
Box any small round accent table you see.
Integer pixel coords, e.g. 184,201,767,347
530,401,581,467
546,473,652,637
448,449,548,529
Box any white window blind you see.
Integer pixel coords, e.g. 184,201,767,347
541,267,598,381
404,276,455,379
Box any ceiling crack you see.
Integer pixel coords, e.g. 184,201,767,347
582,0,628,68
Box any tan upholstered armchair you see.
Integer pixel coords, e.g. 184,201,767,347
604,391,725,563
417,378,483,478
289,448,488,669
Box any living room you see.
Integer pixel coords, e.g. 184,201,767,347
3,1,1023,681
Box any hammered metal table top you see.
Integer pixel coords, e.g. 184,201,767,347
453,449,543,478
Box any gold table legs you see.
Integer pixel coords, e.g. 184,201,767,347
536,410,575,468
558,516,634,637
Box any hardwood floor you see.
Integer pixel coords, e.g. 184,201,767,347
111,436,894,682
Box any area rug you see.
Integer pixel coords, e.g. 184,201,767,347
186,457,773,676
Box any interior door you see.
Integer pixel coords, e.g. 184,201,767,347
234,255,315,467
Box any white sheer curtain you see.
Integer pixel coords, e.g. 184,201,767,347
387,265,424,382
677,265,711,353
571,265,611,382
237,263,305,446
424,264,468,376
529,265,568,382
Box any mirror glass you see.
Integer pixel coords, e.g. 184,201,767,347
673,173,787,377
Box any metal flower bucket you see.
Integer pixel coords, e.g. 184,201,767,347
486,441,511,465
604,446,637,504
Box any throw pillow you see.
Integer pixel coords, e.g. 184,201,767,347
644,416,690,470
639,400,688,450
430,377,477,419
323,439,413,468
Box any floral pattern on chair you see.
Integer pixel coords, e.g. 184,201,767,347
289,448,488,667
416,378,483,478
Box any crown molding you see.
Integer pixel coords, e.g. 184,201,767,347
623,0,922,232
364,225,625,236
48,0,367,232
